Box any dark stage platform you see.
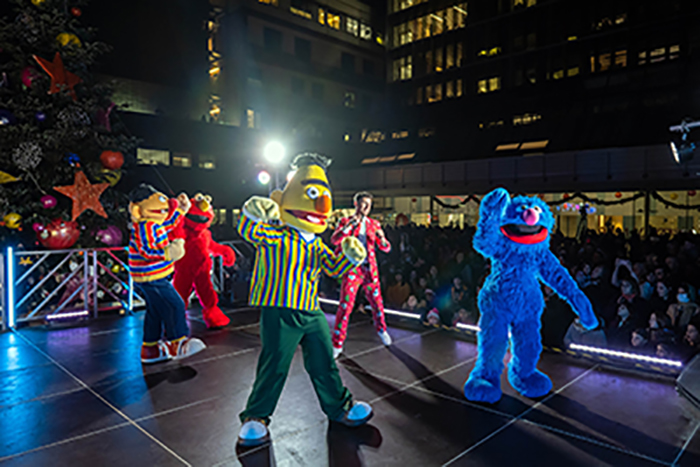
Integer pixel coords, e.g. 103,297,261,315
1,306,700,466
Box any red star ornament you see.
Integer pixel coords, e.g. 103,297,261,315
33,52,82,100
53,171,109,220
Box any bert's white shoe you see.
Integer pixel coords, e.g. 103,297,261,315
378,330,392,346
333,346,343,360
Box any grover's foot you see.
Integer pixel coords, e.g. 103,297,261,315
334,401,373,427
508,368,552,398
237,419,270,447
464,375,502,403
203,306,230,329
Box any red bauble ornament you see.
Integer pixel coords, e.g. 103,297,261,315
562,193,570,199
71,7,82,17
38,219,80,250
100,150,124,170
689,190,697,197
411,198,417,203
615,192,622,199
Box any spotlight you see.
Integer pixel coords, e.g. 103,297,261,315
670,138,696,165
263,141,285,165
286,171,296,183
257,170,271,185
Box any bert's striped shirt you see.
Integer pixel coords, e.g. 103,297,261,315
129,209,184,282
238,213,357,311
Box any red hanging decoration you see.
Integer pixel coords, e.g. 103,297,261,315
615,192,622,198
689,190,697,197
33,53,82,100
71,7,82,17
53,171,109,220
38,219,80,250
99,150,124,170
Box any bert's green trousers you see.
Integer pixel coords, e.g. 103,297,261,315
240,306,353,424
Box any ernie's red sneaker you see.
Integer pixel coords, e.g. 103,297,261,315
141,341,171,364
165,337,206,361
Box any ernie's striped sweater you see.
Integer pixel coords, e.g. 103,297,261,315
238,213,357,311
129,209,184,282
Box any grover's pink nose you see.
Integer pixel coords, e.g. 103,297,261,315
522,208,539,226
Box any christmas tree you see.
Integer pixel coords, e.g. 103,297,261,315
0,0,138,249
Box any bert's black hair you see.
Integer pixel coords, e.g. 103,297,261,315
290,152,332,171
129,183,160,203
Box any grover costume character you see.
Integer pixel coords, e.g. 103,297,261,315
237,153,373,447
128,184,206,364
171,193,236,328
464,188,597,403
330,191,392,359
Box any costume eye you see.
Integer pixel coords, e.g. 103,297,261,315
533,206,542,213
306,186,320,199
520,205,528,211
194,194,203,201
205,195,212,203
159,196,167,203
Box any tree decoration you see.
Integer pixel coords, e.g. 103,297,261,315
53,171,110,220
0,109,16,126
38,219,80,250
21,67,38,88
71,7,82,17
40,194,57,208
614,192,622,198
95,168,122,187
56,32,81,48
0,72,8,88
2,212,21,229
689,190,697,197
19,257,33,266
33,53,82,100
58,106,91,138
0,171,20,184
30,0,46,6
670,193,679,200
100,150,124,170
12,142,43,170
95,102,115,131
35,111,47,122
32,222,43,232
95,225,123,246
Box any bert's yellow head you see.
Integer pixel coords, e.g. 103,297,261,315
270,153,333,234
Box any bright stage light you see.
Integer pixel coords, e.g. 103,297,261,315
569,343,683,367
6,247,15,329
286,171,296,182
46,310,90,321
318,297,422,320
263,141,285,165
670,140,695,165
257,170,271,185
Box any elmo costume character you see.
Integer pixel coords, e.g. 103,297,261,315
171,193,236,328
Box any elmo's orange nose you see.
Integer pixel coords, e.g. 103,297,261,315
315,195,331,214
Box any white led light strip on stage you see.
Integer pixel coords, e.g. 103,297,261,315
318,297,683,368
569,343,683,367
45,310,90,321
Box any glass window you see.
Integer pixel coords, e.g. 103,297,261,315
567,66,579,77
433,11,444,35
446,44,454,68
360,24,372,40
445,8,455,30
456,79,463,97
258,0,279,5
553,69,564,79
477,79,488,94
614,50,627,67
416,87,423,104
455,3,467,28
327,12,340,30
670,45,680,59
435,47,443,72
638,51,647,65
401,56,413,80
526,67,536,84
199,154,216,170
137,148,170,166
347,18,359,36
456,43,464,66
527,0,537,6
246,109,256,128
172,153,192,167
598,53,611,71
344,91,356,108
446,81,454,98
650,47,666,63
318,8,325,25
425,50,433,74
489,76,501,91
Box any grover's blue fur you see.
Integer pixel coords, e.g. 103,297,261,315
464,188,597,403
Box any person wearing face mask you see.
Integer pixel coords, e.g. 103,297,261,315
666,283,700,331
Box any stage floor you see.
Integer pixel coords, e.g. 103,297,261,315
1,306,699,467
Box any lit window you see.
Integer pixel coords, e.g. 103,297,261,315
455,3,467,28
393,56,413,81
520,140,549,150
670,45,680,59
172,153,192,167
379,156,397,163
553,70,564,80
513,113,542,126
445,7,455,30
638,51,647,65
246,109,256,128
258,0,279,5
137,148,170,166
456,79,463,97
496,143,519,151
425,50,433,74
346,18,359,36
327,12,340,30
344,91,356,108
488,76,501,91
615,50,627,67
456,43,464,66
290,6,312,19
446,44,454,68
432,11,444,35
418,127,435,137
432,84,442,102
446,81,454,98
435,47,443,72
397,153,415,160
360,24,372,40
598,53,611,71
363,130,385,143
477,79,488,94
416,87,423,104
209,104,221,120
615,13,627,25
567,66,579,77
568,36,578,41
199,154,217,169
318,8,324,25
361,157,379,164
527,0,537,6
650,47,666,63
344,133,351,141
392,130,409,139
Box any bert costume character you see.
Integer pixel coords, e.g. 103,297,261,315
172,193,236,328
330,191,392,359
237,153,373,447
128,184,206,364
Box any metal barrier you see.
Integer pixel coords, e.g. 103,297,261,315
1,246,144,330
211,240,255,303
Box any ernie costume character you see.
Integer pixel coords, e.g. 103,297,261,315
171,193,236,328
128,184,206,364
330,191,392,359
236,153,373,447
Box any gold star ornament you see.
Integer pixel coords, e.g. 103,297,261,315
33,53,82,100
53,171,110,221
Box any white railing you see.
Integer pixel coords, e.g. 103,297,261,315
1,246,144,330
